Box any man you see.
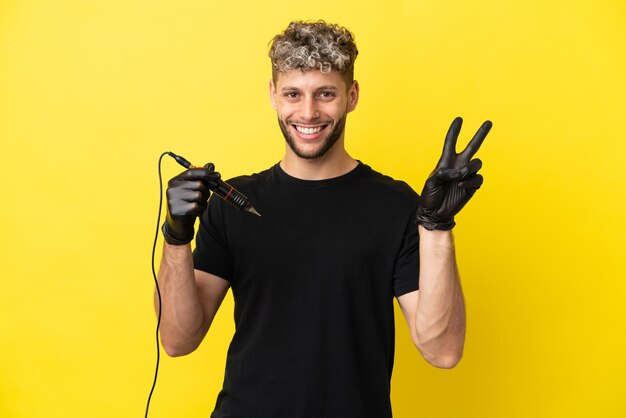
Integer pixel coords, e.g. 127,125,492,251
157,20,491,417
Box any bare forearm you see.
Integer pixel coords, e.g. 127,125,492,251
155,243,207,356
415,225,466,367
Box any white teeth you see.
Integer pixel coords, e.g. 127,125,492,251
295,125,323,135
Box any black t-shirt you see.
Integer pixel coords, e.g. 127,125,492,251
193,161,420,418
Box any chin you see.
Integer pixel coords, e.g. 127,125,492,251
279,116,346,160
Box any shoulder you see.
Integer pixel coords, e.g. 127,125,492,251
358,162,419,203
221,164,277,191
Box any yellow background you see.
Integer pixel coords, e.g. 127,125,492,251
1,0,625,417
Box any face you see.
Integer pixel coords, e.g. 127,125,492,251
270,69,359,160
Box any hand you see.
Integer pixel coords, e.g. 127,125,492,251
162,163,221,245
416,117,492,231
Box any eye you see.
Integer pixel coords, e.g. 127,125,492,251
283,92,299,99
319,91,336,99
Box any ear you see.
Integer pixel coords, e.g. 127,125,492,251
269,79,277,110
347,80,360,113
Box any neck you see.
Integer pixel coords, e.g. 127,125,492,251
280,139,358,180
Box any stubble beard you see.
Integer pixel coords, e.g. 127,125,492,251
278,115,347,160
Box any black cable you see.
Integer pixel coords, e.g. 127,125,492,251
145,151,169,417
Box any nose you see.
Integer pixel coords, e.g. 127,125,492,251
300,96,319,121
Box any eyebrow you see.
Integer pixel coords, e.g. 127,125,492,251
280,85,340,92
315,85,339,91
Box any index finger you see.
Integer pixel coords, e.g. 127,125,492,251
180,167,221,183
458,120,492,163
438,117,463,166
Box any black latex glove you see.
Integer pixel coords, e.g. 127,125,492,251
416,117,492,231
162,163,221,245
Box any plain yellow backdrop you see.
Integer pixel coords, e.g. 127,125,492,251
1,0,625,417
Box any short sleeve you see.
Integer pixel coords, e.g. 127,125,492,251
192,195,233,281
392,210,420,297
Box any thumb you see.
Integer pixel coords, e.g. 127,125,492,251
203,162,215,171
427,168,461,187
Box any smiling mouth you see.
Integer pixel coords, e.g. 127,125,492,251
293,124,329,135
